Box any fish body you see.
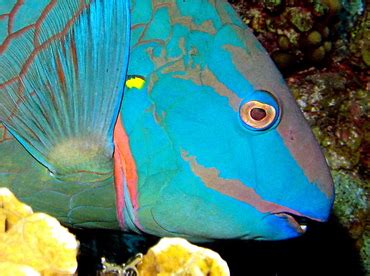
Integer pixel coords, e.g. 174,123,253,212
0,0,334,240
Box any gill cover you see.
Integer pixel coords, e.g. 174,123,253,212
0,0,130,182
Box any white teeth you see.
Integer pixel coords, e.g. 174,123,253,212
300,225,308,232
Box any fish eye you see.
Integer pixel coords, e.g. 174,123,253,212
239,90,281,131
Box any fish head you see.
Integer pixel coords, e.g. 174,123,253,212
124,5,334,241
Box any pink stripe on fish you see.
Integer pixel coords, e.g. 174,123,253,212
181,150,323,221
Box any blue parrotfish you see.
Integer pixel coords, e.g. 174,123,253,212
0,0,334,241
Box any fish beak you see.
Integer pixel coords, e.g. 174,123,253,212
274,212,323,234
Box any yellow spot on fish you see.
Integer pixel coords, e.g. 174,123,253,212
125,76,145,89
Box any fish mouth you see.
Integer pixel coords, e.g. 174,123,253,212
273,212,320,234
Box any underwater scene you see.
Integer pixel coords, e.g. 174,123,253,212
0,0,368,275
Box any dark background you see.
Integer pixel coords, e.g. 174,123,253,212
73,215,365,275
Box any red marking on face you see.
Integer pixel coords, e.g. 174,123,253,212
113,115,140,229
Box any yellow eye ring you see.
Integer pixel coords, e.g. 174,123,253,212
240,100,277,130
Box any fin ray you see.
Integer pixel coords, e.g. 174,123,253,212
0,0,130,181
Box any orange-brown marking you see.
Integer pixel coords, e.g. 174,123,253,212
181,150,322,221
33,0,57,46
8,0,24,34
0,1,90,89
0,25,34,53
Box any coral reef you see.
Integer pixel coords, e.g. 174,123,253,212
0,188,78,275
332,171,369,271
287,65,368,174
285,19,369,276
138,237,230,276
229,0,365,72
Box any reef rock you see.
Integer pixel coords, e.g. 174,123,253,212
138,237,230,276
0,188,78,275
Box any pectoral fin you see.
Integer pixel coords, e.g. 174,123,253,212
0,0,130,182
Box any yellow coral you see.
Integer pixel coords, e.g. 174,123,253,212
138,237,230,276
0,262,40,276
0,187,78,275
0,187,33,231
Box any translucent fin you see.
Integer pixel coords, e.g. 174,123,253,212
0,0,130,182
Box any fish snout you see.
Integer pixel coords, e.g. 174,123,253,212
276,99,335,219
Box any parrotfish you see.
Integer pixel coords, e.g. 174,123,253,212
0,0,334,241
